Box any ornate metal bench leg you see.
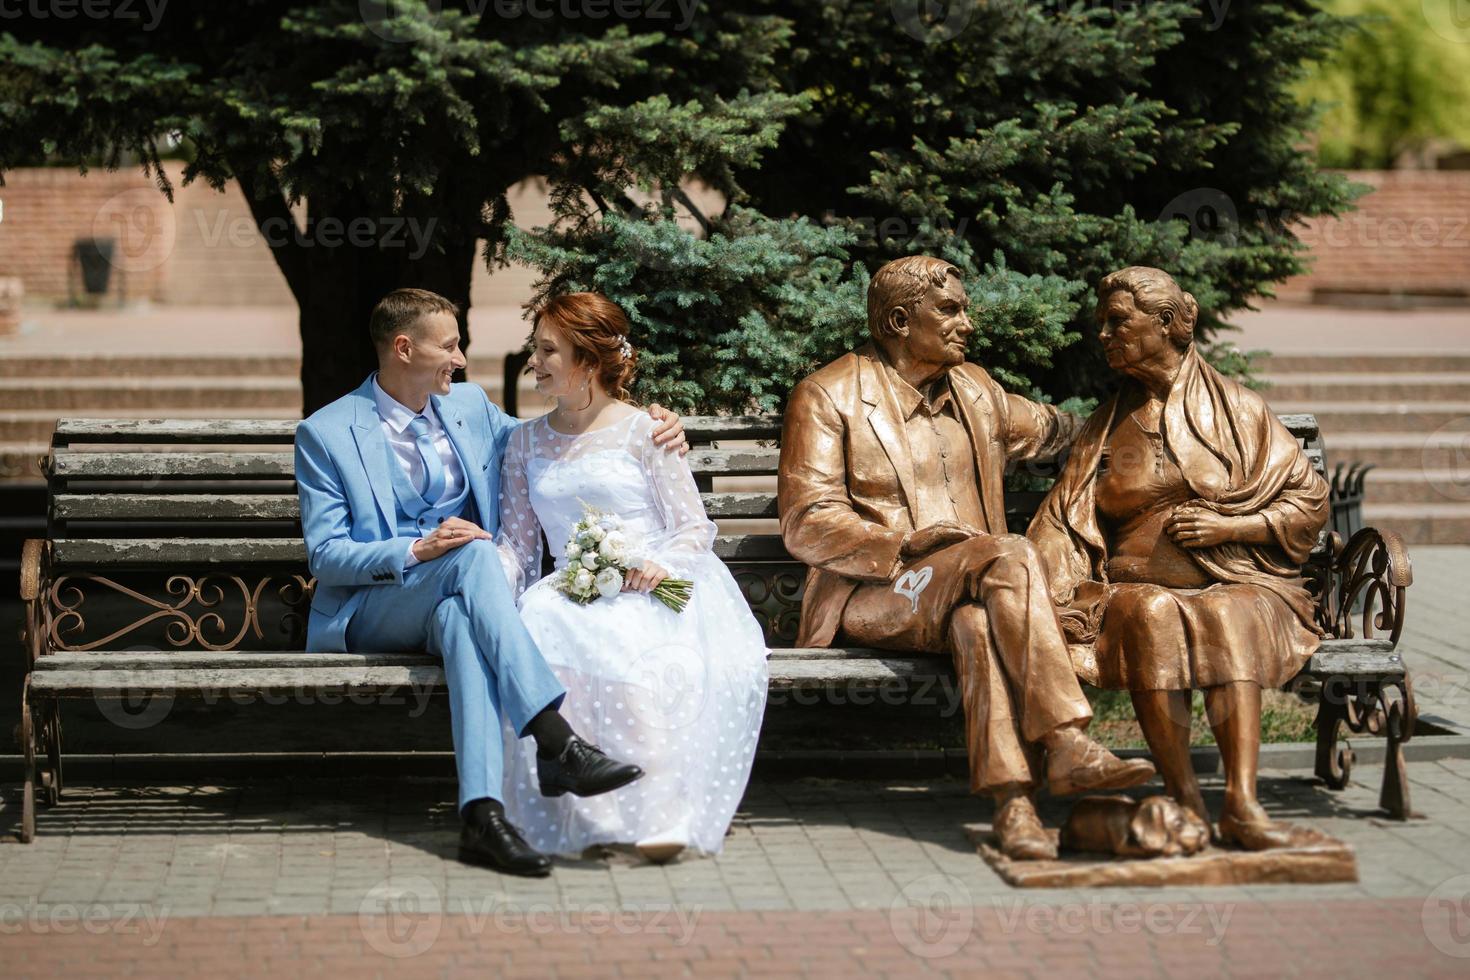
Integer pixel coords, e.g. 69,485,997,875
40,700,62,807
1314,694,1352,790
1379,678,1415,820
17,683,36,843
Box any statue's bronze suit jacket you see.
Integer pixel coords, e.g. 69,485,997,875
778,343,1080,647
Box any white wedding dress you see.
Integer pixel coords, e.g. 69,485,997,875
494,410,769,857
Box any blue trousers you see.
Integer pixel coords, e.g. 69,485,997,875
346,539,566,809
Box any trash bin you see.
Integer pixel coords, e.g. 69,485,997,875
74,238,116,295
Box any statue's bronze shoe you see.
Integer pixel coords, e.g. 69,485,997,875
993,797,1058,861
1217,812,1331,851
1045,731,1156,797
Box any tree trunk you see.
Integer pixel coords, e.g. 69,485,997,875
236,174,480,417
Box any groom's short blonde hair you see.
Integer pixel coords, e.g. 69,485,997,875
369,288,461,351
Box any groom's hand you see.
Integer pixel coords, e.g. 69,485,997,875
411,517,492,562
646,404,689,456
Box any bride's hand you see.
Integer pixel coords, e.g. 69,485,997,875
646,404,689,456
623,561,669,594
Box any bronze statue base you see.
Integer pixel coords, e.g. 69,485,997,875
966,826,1358,888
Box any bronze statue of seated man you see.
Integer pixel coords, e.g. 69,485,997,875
1029,266,1331,851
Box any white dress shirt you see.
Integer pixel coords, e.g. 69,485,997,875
372,374,467,569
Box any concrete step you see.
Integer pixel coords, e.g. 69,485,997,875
1261,351,1470,374
0,377,304,410
0,353,506,379
1274,401,1470,435
0,377,518,411
1324,432,1470,470
1260,374,1470,402
1363,503,1470,545
0,354,301,378
1361,468,1470,505
0,407,304,443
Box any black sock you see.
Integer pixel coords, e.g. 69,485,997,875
462,796,504,826
527,707,574,759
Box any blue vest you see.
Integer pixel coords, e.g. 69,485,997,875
385,428,476,536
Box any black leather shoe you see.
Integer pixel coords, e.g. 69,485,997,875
538,735,644,798
458,814,552,877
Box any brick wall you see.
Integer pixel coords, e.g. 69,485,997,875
1277,171,1470,303
0,165,177,302
6,165,1462,308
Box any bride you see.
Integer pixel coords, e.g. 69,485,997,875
495,291,770,863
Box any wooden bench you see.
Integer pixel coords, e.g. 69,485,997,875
14,413,1416,842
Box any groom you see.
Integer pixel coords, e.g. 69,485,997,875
294,287,686,876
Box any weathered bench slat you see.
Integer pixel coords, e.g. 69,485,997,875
686,447,780,476
51,452,297,479
49,447,780,481
30,657,949,696
51,534,789,565
53,538,308,564
50,414,786,445
36,651,438,671
54,419,301,445
54,491,778,522
53,414,1315,444
31,666,449,697
54,493,302,521
34,640,1390,685
702,492,778,519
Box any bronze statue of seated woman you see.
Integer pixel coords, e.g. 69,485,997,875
1029,266,1331,851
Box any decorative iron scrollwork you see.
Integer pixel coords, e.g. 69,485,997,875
44,572,317,652
1313,526,1412,645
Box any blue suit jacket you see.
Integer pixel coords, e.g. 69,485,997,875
293,375,520,652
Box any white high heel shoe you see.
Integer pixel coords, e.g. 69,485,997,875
635,821,689,864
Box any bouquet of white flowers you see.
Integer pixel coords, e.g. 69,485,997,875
555,501,693,613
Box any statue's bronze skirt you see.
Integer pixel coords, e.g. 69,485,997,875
1089,581,1319,691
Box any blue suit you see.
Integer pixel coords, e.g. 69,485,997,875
294,375,565,807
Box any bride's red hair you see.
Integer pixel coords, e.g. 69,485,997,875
530,292,638,401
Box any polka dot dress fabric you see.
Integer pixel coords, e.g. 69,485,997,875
496,412,770,856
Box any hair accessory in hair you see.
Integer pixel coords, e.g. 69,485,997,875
619,337,633,361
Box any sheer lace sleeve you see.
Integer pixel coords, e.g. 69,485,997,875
635,413,716,580
495,421,544,598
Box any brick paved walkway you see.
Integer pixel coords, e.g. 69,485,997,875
4,756,1470,975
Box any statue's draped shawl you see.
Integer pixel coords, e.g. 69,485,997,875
1028,347,1329,643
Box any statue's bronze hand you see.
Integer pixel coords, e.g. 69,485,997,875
901,521,978,559
1165,505,1239,548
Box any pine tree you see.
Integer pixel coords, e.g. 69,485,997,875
0,2,801,412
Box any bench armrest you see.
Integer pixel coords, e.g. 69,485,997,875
1314,526,1412,648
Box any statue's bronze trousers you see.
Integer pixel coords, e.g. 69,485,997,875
838,533,1092,792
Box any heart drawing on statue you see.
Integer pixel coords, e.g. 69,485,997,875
893,566,934,615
